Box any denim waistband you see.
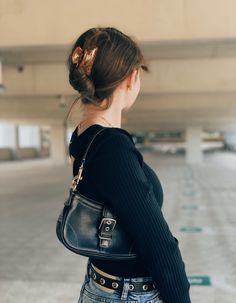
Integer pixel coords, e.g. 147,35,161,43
82,260,162,302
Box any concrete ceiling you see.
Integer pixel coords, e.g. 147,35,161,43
1,38,236,132
1,0,236,134
2,38,236,66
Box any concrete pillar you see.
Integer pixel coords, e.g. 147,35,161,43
185,126,203,164
38,127,45,157
13,125,20,159
50,123,67,165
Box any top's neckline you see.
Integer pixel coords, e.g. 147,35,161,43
75,124,112,137
73,123,135,145
76,124,101,137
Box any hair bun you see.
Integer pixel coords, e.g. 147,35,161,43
67,27,148,112
69,65,96,102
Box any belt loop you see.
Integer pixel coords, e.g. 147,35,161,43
87,259,91,275
120,278,130,300
85,259,91,283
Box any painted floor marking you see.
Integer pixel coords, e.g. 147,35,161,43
188,276,211,286
182,205,198,210
180,226,236,235
180,227,203,233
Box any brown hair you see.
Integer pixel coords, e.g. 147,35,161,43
66,27,149,121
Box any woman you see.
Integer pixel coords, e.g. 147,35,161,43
67,27,191,303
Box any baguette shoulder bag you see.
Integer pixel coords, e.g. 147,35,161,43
56,127,137,260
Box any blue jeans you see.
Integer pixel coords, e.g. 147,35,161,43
78,260,163,303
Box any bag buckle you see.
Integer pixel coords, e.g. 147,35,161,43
98,218,116,248
99,218,116,230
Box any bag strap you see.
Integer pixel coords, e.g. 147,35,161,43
71,126,107,191
70,126,119,250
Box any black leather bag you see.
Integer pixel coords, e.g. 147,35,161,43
56,127,137,260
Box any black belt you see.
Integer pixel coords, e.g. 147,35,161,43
88,263,157,293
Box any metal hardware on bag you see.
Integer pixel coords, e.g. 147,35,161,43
77,163,84,182
98,236,110,248
72,161,85,191
98,236,112,240
98,218,117,248
99,218,116,230
100,240,109,248
100,278,105,285
71,176,78,190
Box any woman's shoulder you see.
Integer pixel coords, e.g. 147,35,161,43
70,124,134,144
92,126,142,158
77,124,136,149
102,126,135,145
93,126,144,164
70,124,142,163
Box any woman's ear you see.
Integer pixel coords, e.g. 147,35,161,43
126,69,139,90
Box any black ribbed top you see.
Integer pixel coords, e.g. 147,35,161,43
69,124,191,303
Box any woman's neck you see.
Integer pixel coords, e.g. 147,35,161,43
80,104,122,128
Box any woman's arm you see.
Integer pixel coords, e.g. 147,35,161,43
88,130,191,303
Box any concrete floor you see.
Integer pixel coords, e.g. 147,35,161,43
0,151,235,303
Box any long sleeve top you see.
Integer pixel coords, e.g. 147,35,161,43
69,124,191,303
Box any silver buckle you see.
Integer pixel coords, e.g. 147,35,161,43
98,236,110,248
